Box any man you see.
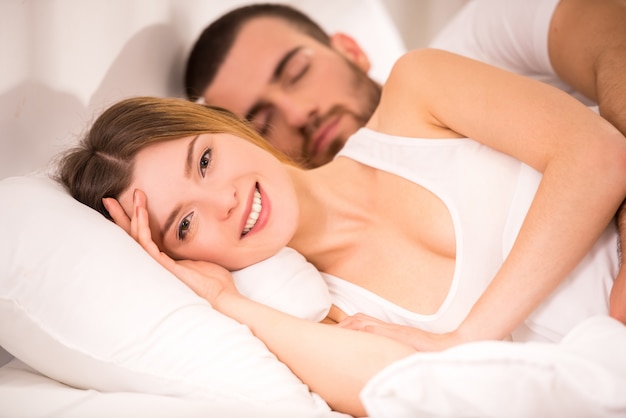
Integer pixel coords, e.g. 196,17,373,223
185,0,626,168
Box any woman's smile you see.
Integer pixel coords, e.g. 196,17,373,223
241,182,270,238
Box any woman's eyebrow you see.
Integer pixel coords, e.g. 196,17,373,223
185,135,200,177
162,203,182,242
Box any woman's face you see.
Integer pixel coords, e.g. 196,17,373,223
119,132,299,271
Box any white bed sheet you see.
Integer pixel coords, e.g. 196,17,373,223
0,358,346,418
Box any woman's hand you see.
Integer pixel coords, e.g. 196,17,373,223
102,191,238,306
337,313,465,352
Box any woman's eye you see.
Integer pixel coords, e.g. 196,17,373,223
177,213,193,240
199,148,212,177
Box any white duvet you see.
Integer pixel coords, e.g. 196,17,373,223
362,315,626,417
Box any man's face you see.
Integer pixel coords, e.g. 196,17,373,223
202,18,381,168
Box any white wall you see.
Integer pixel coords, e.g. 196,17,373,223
0,0,463,180
381,0,468,49
0,0,200,179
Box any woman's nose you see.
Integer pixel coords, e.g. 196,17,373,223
200,184,238,220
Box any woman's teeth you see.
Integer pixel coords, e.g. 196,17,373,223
242,187,262,236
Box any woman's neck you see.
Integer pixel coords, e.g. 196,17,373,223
285,158,377,267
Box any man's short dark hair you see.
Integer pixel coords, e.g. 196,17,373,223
184,3,331,101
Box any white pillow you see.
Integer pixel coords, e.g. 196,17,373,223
0,174,330,411
361,316,626,418
232,247,331,322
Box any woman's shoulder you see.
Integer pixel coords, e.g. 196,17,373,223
368,48,469,140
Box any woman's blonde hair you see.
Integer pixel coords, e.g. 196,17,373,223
57,96,293,219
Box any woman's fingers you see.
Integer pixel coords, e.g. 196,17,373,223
105,189,238,305
101,189,236,305
103,190,171,270
102,197,131,233
338,313,386,330
338,313,460,351
133,194,177,271
131,198,213,297
338,313,405,339
130,189,145,241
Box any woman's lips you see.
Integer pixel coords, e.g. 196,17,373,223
240,182,269,238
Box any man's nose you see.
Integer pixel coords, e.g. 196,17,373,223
274,92,316,128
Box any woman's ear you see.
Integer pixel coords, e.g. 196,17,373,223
329,32,371,73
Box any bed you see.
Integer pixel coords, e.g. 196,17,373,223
2,1,626,417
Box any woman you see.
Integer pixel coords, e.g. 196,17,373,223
59,49,626,415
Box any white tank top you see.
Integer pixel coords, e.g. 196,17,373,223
324,128,617,342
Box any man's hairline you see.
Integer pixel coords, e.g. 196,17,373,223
200,17,337,118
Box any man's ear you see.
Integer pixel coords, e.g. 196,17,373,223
329,32,371,73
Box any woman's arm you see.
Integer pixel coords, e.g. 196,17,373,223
213,291,415,416
105,191,415,417
372,49,626,347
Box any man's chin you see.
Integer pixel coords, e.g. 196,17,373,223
310,139,345,168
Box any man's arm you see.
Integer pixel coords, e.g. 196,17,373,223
549,0,626,136
550,0,626,323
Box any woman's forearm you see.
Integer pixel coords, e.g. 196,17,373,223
458,131,626,341
215,293,416,416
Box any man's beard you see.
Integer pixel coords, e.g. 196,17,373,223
301,65,381,168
